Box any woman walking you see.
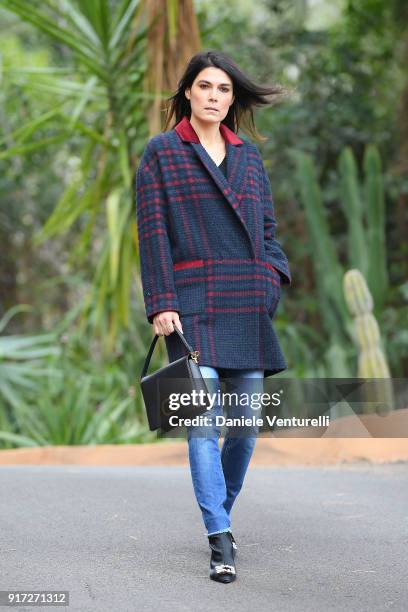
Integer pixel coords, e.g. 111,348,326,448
136,50,291,583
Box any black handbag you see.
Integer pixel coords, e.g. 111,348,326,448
140,327,211,433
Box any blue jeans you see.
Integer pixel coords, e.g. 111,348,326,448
187,365,264,536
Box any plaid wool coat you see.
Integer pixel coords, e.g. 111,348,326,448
135,115,291,377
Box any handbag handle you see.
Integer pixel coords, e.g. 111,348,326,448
141,326,199,379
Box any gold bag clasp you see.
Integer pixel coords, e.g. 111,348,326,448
190,350,200,363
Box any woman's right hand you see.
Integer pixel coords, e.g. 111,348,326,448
153,311,183,336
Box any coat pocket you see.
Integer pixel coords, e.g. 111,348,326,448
264,263,281,317
173,259,206,315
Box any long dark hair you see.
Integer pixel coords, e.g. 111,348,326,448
163,50,289,142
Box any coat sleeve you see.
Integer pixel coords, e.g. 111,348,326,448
135,140,180,324
261,157,291,286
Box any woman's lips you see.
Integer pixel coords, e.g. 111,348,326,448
205,108,218,111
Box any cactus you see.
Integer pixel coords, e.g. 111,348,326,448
339,148,368,278
343,269,393,414
339,145,388,312
364,146,388,311
343,266,373,318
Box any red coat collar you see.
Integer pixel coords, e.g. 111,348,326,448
174,115,243,145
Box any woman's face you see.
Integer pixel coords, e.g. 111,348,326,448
185,67,235,124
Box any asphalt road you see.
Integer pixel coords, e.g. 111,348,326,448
0,463,407,611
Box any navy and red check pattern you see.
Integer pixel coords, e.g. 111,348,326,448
135,116,291,377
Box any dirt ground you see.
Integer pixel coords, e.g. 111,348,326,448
0,410,407,466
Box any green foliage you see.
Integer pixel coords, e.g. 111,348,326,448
291,148,349,341
0,305,160,448
0,306,61,409
0,0,149,350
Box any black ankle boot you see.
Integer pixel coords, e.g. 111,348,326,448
228,531,238,556
208,532,237,583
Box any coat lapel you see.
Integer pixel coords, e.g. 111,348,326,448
174,116,255,257
189,140,247,202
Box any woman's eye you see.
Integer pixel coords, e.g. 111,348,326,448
198,84,230,93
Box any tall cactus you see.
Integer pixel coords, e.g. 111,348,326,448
343,269,393,413
364,145,388,311
339,148,368,277
339,145,388,312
